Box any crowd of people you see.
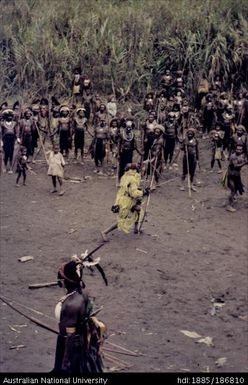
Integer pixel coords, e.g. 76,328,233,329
1,68,247,211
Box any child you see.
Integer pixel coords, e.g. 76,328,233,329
47,143,65,195
16,147,28,186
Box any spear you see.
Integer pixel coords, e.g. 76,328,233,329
34,121,48,164
83,243,108,286
27,243,108,288
0,296,103,333
138,154,158,233
0,295,59,335
185,139,192,198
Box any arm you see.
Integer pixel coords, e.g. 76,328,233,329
195,140,199,162
60,153,66,167
128,182,143,199
60,293,88,372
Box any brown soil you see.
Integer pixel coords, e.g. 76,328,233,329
0,138,247,373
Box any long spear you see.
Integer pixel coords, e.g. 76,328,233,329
83,242,108,286
34,121,48,164
0,296,140,360
138,154,158,233
0,295,59,335
185,138,192,198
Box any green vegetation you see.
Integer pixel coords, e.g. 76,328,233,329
1,0,248,100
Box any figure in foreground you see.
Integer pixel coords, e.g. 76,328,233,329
53,258,106,373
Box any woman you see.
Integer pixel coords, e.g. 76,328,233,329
53,259,105,373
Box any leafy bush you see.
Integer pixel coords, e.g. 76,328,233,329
1,0,248,100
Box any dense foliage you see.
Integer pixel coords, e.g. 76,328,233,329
1,0,248,100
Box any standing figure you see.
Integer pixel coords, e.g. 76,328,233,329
72,108,88,162
172,103,182,131
175,70,184,94
118,119,140,181
230,125,247,158
202,100,216,139
107,96,117,121
233,92,244,125
149,125,164,189
210,126,224,173
143,113,157,160
161,69,173,97
1,109,18,173
196,74,209,111
144,92,156,112
156,90,167,114
52,259,105,373
101,163,150,241
81,74,92,93
16,147,28,186
91,94,102,120
82,89,93,120
72,68,82,105
31,103,40,161
221,105,235,159
157,103,167,126
19,108,33,161
93,104,108,128
109,118,120,171
163,112,178,169
39,98,50,143
50,107,60,143
91,118,109,174
225,145,247,212
180,128,199,192
58,106,72,158
47,143,65,195
181,99,190,133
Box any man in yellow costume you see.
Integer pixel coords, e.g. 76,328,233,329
101,163,150,241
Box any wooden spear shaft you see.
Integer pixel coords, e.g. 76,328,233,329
35,122,48,164
138,154,158,233
185,141,192,197
0,295,59,335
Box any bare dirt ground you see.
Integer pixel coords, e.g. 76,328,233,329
0,136,247,373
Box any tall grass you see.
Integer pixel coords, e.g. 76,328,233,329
1,0,248,100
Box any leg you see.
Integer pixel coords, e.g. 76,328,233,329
57,177,64,196
164,145,169,166
169,139,175,165
101,223,118,242
227,181,236,212
9,139,15,171
51,176,57,192
23,169,27,185
189,158,197,190
74,148,78,160
190,165,196,184
3,140,9,169
210,156,215,170
16,171,22,185
134,220,140,234
180,156,187,190
81,133,85,160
